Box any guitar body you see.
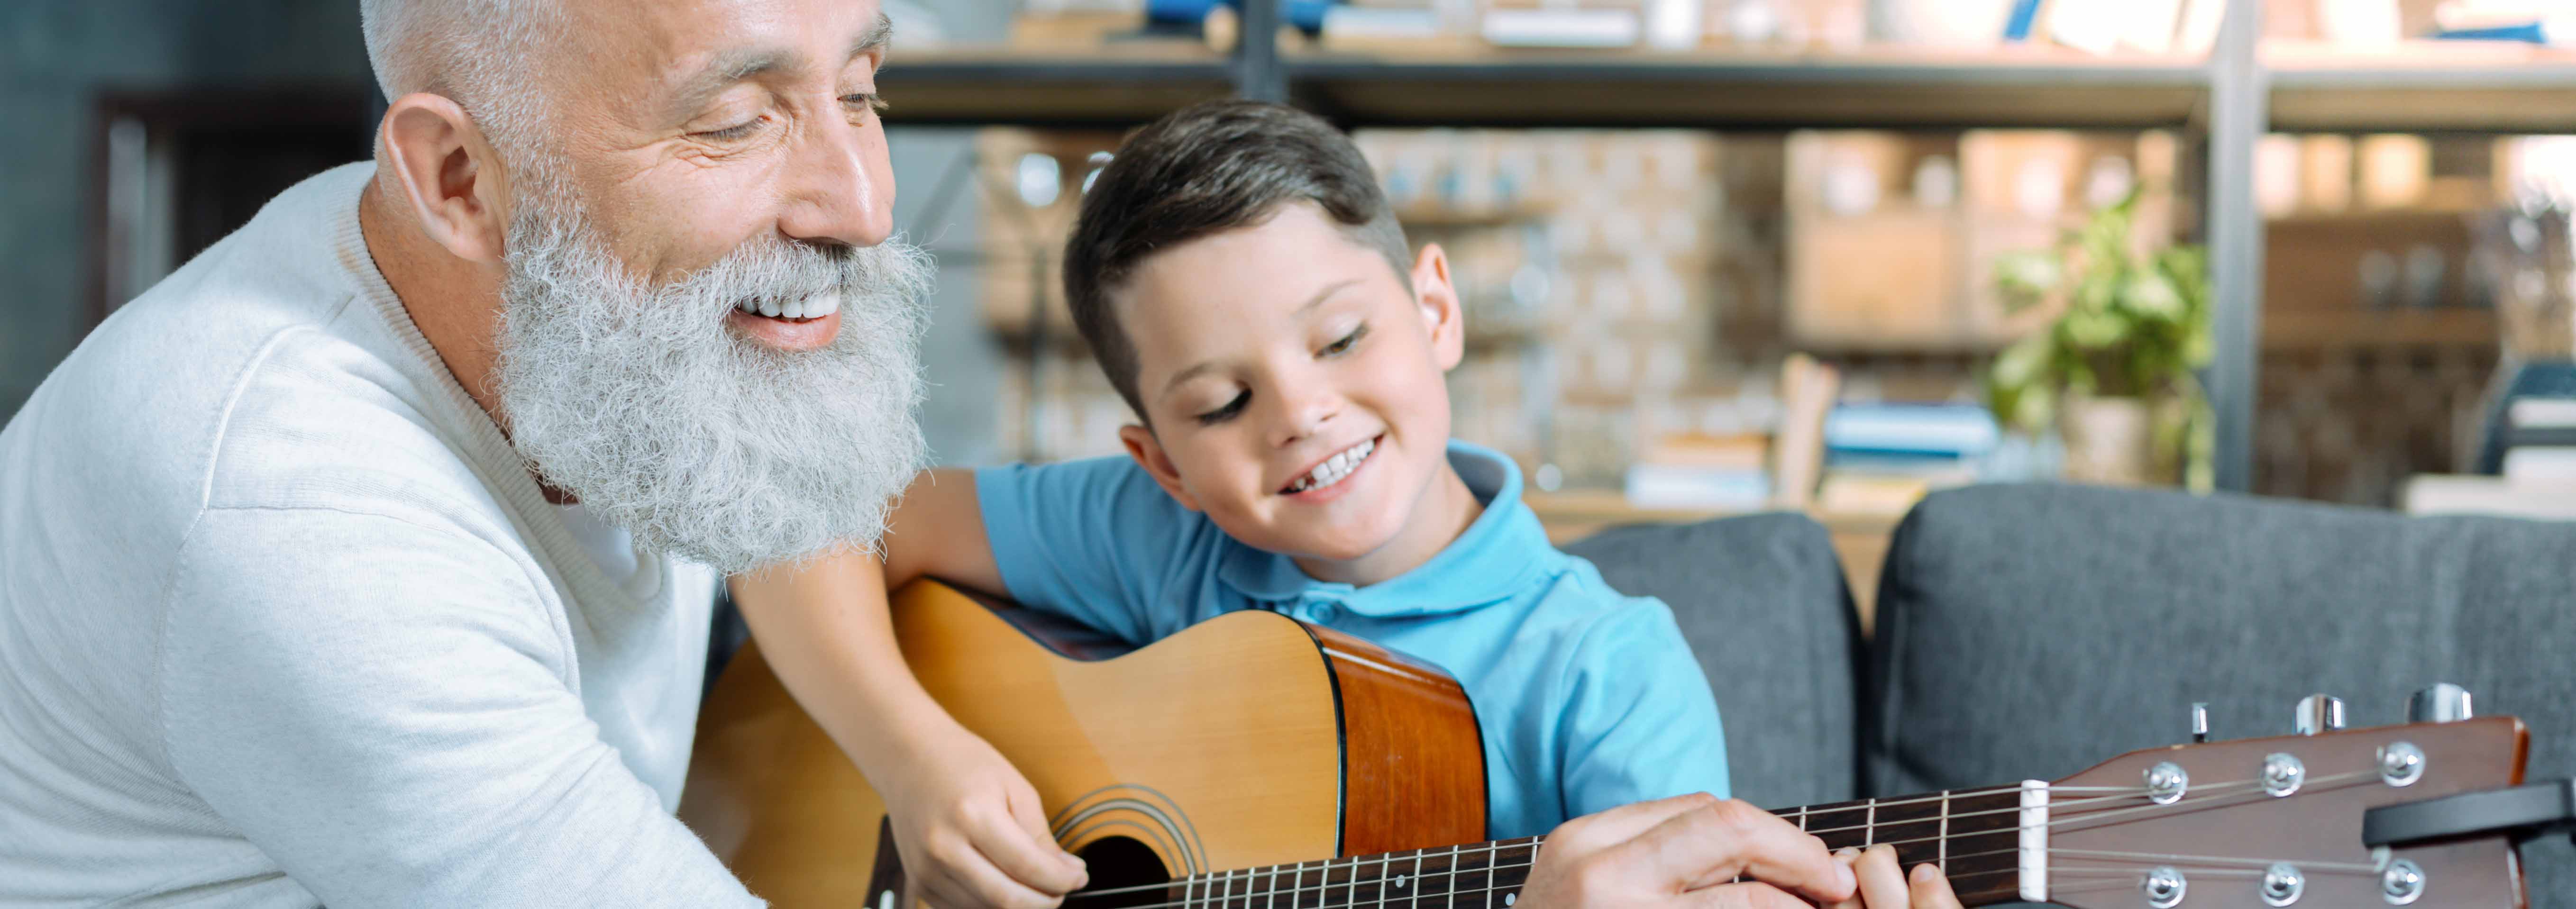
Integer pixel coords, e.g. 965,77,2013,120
680,581,1488,907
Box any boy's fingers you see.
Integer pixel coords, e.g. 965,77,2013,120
1618,798,1853,902
1909,864,1964,909
1854,845,1909,909
1005,781,1091,885
967,805,1087,897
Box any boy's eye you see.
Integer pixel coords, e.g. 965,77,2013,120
1195,391,1249,426
1321,323,1368,357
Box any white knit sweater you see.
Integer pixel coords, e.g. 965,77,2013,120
0,164,760,907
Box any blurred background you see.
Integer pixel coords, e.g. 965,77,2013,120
9,0,2576,607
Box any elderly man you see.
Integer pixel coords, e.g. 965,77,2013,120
0,1,1937,906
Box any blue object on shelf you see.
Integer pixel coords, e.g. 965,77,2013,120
1823,404,2002,458
2436,23,2550,44
2002,0,2044,42
1147,0,1337,34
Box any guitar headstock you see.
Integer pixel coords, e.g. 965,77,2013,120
2032,702,2527,908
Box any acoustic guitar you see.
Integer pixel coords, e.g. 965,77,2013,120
682,580,2562,908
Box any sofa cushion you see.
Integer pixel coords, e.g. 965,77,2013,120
1866,483,2576,906
1566,513,1862,811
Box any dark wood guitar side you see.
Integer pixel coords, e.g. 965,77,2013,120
680,580,1488,907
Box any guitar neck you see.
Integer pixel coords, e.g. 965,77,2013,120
1144,789,2036,907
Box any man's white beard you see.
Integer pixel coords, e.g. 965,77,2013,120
492,179,934,575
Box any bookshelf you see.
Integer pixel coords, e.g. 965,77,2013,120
886,0,2576,493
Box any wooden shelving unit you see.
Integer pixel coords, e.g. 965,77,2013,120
2261,309,2499,351
2267,42,2576,133
887,1,2564,492
1288,46,2209,129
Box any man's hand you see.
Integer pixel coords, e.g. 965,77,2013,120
1515,793,1856,908
876,724,1087,909
1826,845,1965,909
1514,794,1965,909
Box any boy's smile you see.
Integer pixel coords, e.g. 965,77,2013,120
1113,202,1481,586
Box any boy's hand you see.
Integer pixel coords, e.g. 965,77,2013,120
1827,845,1964,909
879,724,1088,909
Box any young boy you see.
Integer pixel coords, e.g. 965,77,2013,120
732,100,1729,908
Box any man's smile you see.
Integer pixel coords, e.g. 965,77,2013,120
727,292,843,352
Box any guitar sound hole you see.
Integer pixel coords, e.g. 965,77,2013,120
1073,836,1172,908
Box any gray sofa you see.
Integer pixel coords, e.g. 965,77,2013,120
1570,482,2576,907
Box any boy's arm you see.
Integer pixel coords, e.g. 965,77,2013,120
729,469,1087,909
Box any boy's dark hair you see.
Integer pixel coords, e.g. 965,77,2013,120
1063,100,1412,419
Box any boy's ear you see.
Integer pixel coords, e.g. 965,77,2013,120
378,91,512,264
1410,243,1466,371
1117,423,1205,513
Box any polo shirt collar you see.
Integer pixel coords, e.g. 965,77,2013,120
1217,440,1552,617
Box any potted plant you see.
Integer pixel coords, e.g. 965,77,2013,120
1984,189,2214,489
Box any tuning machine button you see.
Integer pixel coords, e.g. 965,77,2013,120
2295,694,2346,736
2409,683,2474,724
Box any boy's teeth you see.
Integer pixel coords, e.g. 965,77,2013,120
1288,437,1378,494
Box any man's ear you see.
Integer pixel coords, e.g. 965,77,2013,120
1117,422,1205,513
378,92,513,264
1411,242,1466,371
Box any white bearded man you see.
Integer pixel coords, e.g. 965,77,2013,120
0,1,1940,906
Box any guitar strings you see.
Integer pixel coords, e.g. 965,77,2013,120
1066,782,2147,901
1063,768,2384,906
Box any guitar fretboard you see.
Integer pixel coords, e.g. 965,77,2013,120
1127,790,2033,908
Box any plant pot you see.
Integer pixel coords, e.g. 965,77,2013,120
2060,395,2181,486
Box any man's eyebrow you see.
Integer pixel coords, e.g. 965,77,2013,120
851,13,894,60
663,14,891,122
1158,279,1361,400
666,47,802,121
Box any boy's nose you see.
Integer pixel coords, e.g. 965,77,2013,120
1268,389,1343,449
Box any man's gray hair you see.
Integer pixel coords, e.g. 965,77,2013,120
359,0,557,149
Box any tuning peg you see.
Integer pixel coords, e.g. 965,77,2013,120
2191,702,2210,744
2295,694,2346,736
2409,683,2474,723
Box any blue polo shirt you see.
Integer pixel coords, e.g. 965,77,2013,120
975,440,1730,839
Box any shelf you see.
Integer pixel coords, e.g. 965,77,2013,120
1290,46,2211,130
880,45,1234,127
2266,42,2576,133
2260,308,2498,351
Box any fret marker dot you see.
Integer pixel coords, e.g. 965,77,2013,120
1392,875,1407,888
1504,895,1516,906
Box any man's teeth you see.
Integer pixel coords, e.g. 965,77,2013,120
735,292,842,320
1288,437,1377,493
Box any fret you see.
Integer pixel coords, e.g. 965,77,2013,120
1863,799,1876,848
1267,863,1282,909
1937,791,1950,870
1411,848,1425,909
1185,869,1198,909
1297,859,1328,909
1869,792,1946,871
1446,845,1462,908
1797,805,1809,831
1221,868,1234,909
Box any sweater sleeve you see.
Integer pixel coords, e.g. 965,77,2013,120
157,506,761,908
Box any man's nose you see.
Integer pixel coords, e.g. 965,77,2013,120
776,114,895,248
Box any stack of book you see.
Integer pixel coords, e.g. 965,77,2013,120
1815,403,2000,514
1621,433,1772,511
